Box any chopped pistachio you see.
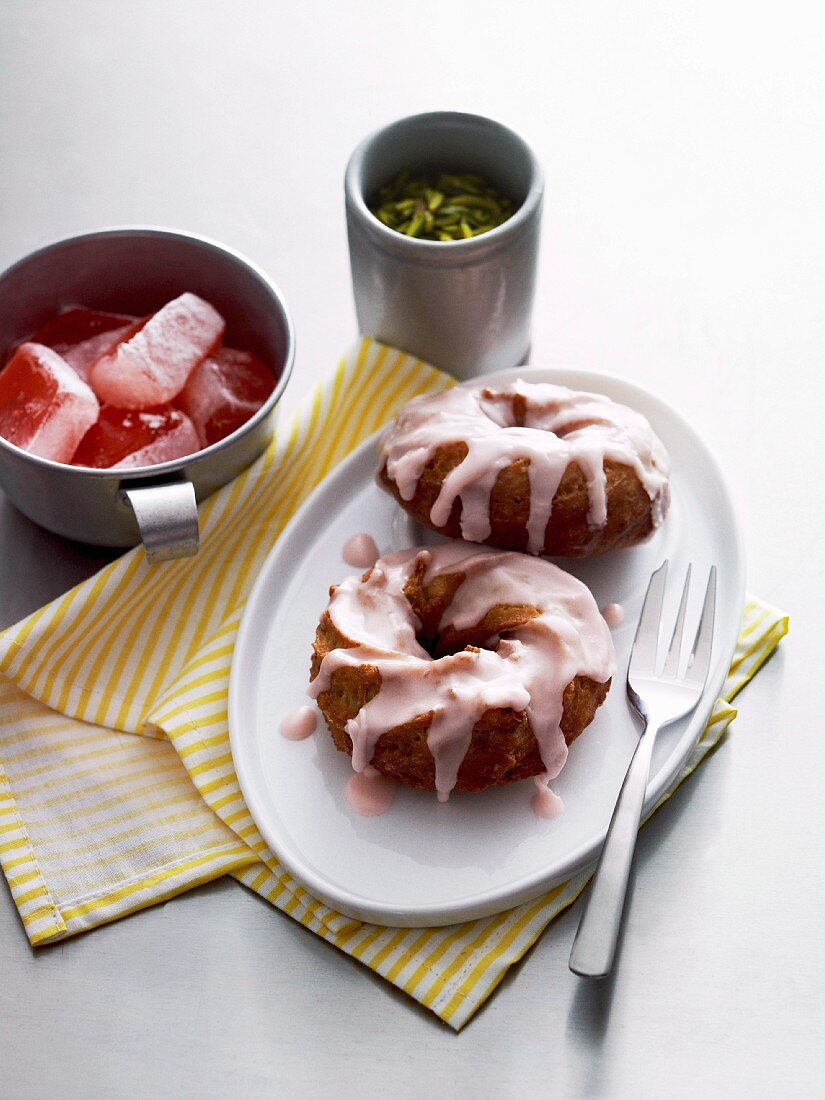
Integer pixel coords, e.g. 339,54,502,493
369,169,515,241
406,211,426,237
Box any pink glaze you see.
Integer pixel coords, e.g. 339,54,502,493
342,532,380,570
602,602,624,629
345,766,396,816
308,542,615,800
279,705,317,741
379,381,670,554
531,775,564,819
602,602,625,628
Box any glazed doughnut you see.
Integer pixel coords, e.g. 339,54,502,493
308,542,615,798
378,379,670,557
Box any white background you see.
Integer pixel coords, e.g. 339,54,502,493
0,1,821,1096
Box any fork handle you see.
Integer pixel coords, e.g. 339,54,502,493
569,723,658,978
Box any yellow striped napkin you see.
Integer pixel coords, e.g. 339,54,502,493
0,338,788,1030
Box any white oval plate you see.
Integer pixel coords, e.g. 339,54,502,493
229,368,745,927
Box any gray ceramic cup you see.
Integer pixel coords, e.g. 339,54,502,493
0,227,294,562
345,111,543,379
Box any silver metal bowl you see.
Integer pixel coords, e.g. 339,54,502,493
345,111,543,379
0,227,295,561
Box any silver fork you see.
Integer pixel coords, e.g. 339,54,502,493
569,559,717,979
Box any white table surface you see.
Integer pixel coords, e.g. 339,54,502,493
1,2,821,1096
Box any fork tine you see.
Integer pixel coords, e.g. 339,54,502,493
662,564,692,678
628,560,668,676
686,566,717,686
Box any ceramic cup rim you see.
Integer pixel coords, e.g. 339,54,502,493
345,110,544,266
0,225,296,480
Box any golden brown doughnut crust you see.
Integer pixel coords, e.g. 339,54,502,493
310,560,611,793
378,445,655,557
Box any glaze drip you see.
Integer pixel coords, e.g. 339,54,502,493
279,705,317,741
342,532,380,569
531,774,565,819
380,381,670,554
345,767,396,816
308,542,615,799
602,602,625,628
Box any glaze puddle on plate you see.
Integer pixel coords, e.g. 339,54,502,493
341,532,380,569
279,705,317,742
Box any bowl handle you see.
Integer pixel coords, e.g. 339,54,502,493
120,479,200,563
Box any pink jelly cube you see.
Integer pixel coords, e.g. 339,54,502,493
63,324,137,382
72,405,201,469
178,346,275,446
32,306,136,350
0,342,99,463
31,307,138,384
90,293,225,408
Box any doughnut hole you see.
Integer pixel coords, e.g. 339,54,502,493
400,555,539,656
